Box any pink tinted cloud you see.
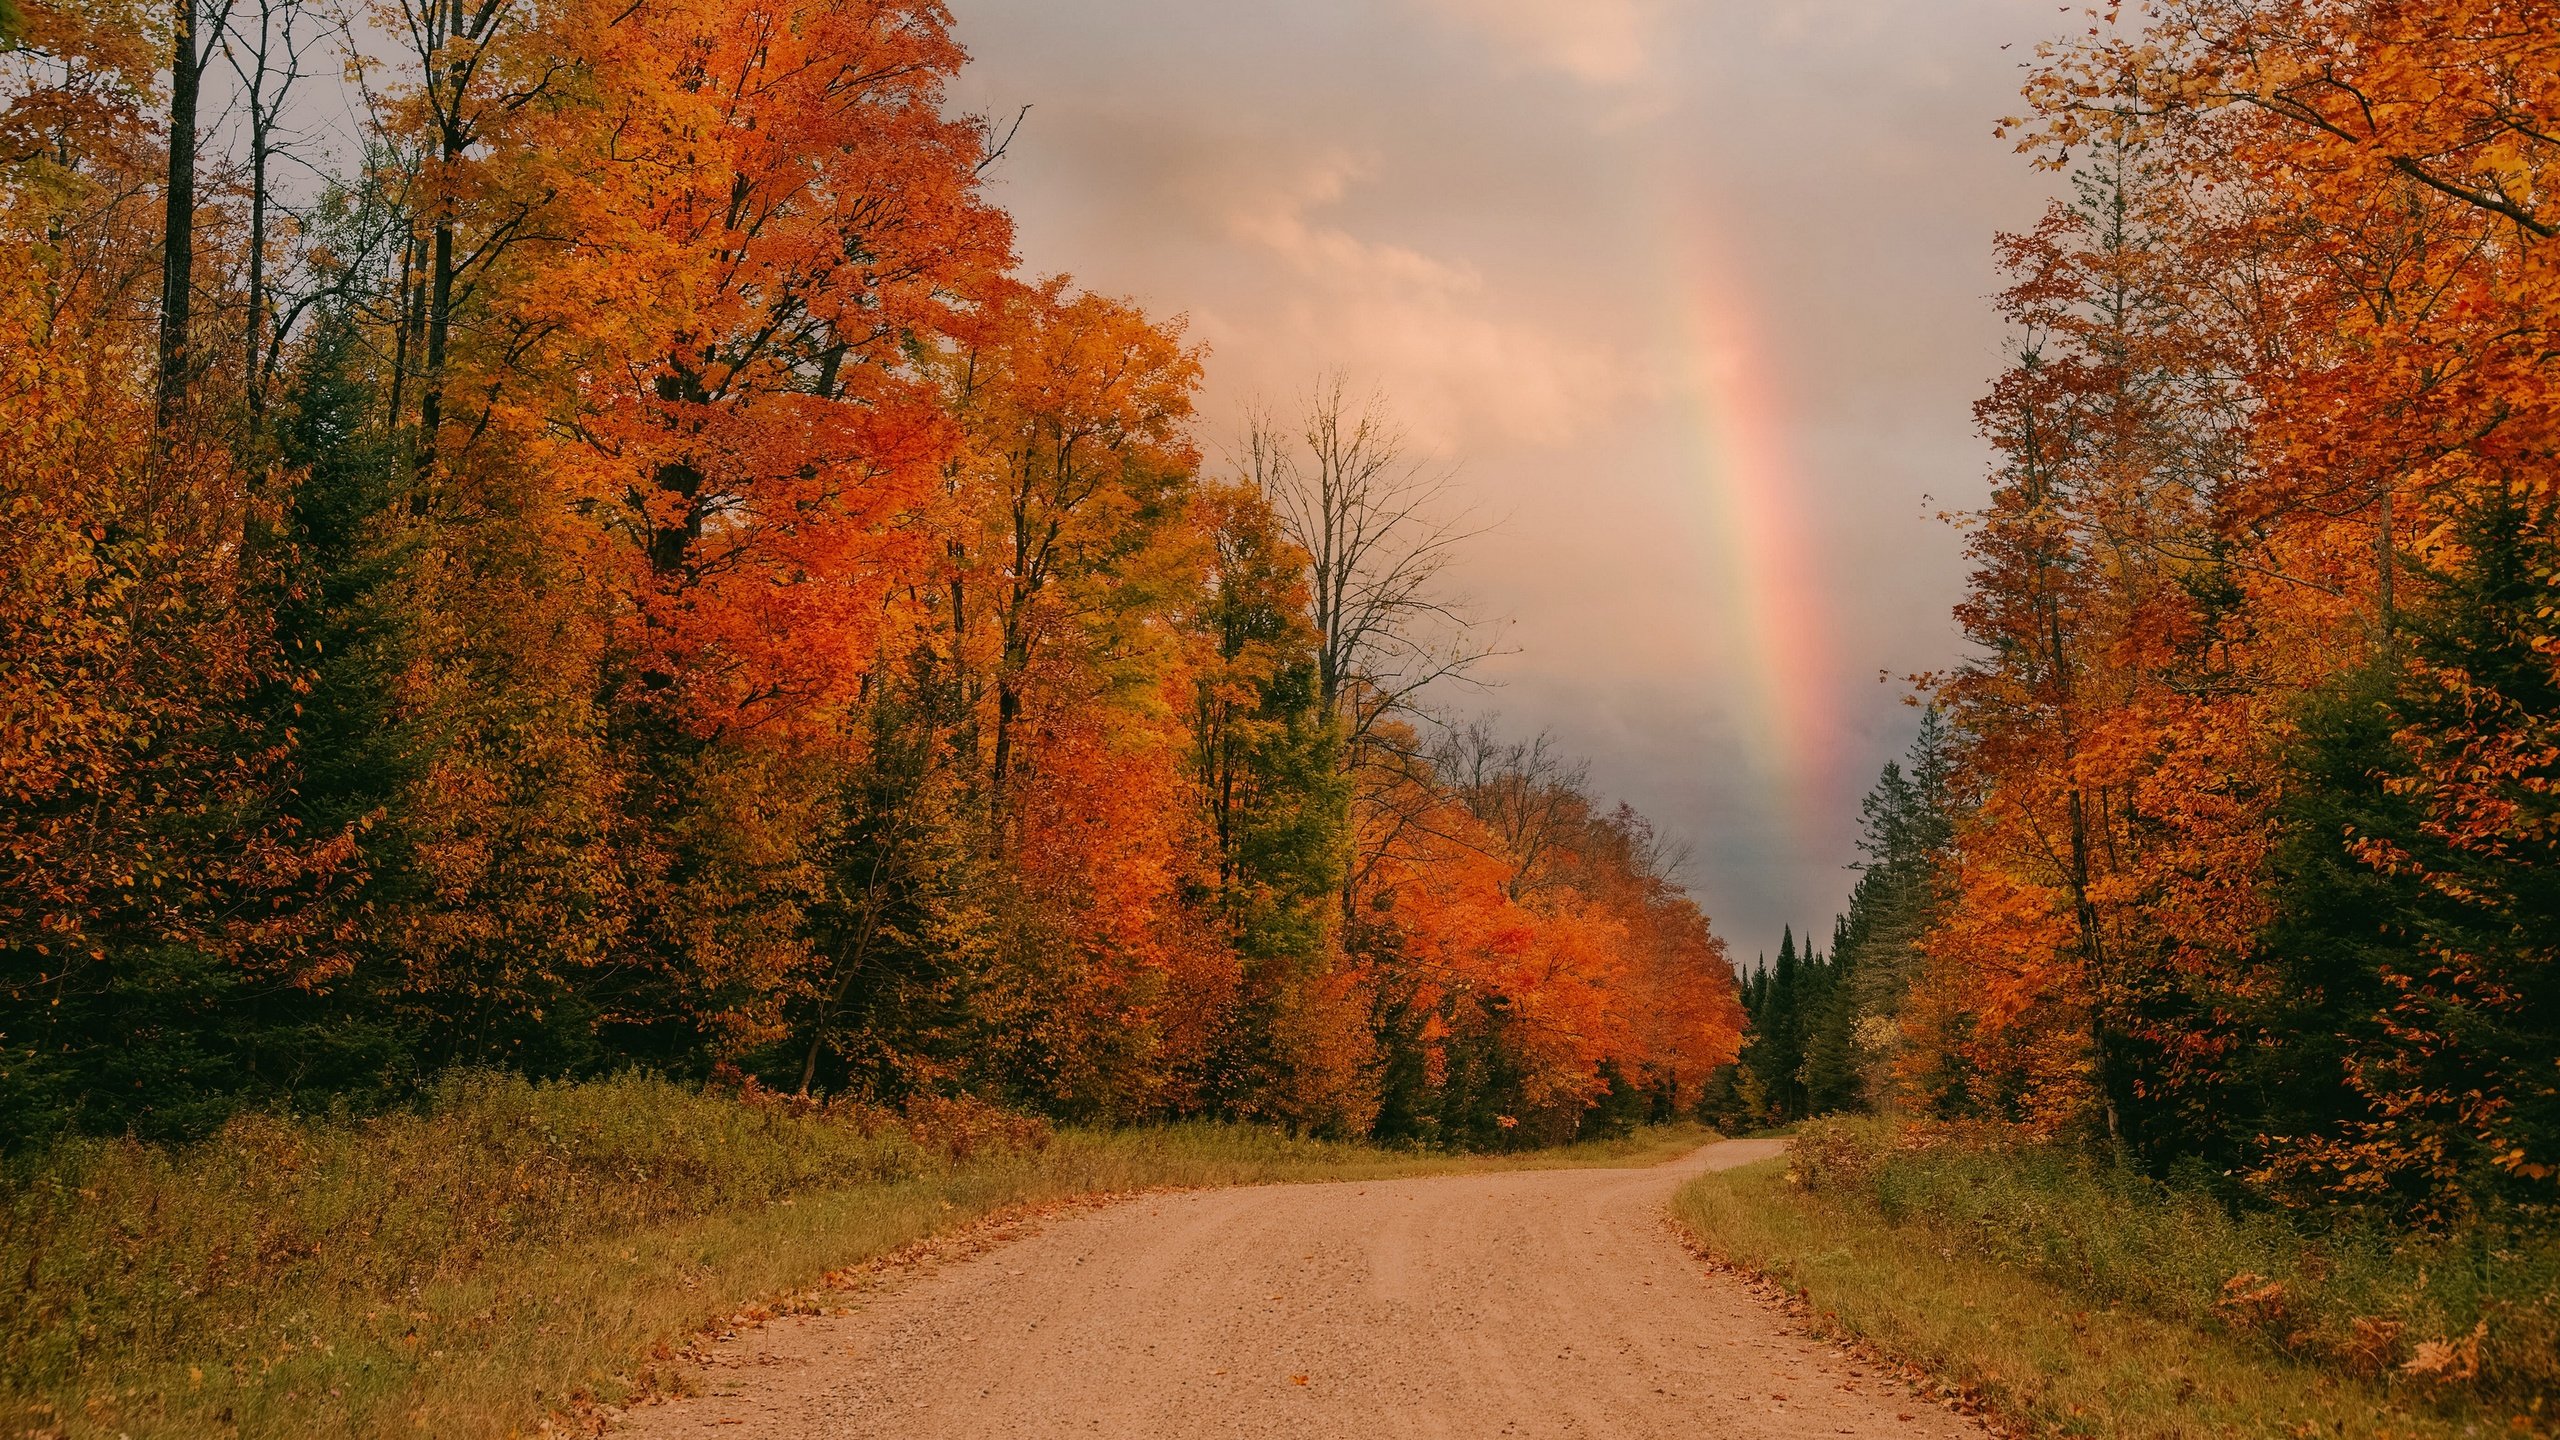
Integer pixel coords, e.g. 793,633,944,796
1207,152,1641,448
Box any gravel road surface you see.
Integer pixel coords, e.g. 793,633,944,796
616,1139,1982,1439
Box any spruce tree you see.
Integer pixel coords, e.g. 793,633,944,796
2250,484,2560,1215
1800,914,1862,1113
254,310,435,1103
1738,929,1807,1119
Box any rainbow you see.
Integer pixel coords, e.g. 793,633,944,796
1656,209,1842,843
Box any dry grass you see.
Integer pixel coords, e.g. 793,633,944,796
1672,1120,2553,1440
2,1071,1705,1439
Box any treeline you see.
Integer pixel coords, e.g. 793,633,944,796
1701,713,1953,1133
0,0,1741,1149
1722,0,2558,1225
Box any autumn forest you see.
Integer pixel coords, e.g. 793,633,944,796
0,0,1747,1153
8,0,2560,1203
8,0,2560,1432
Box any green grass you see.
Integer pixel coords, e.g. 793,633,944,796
1671,1118,2557,1440
2,1071,1706,1439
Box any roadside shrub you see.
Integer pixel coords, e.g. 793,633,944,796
896,1091,1056,1160
1787,1116,1894,1194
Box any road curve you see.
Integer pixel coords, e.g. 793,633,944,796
617,1139,1982,1439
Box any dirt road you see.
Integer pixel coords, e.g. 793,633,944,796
617,1140,1981,1439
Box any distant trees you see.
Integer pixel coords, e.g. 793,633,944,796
1215,381,1742,1147
1703,712,1953,1133
1239,386,1743,1145
1360,732,1741,1148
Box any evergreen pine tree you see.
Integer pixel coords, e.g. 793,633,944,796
1711,712,1959,1134
1800,913,1862,1112
1738,929,1807,1119
247,309,436,1103
2250,484,2560,1216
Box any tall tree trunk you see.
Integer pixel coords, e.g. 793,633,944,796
2377,485,2397,638
156,0,201,433
387,234,414,440
417,217,454,482
414,0,463,488
243,114,268,428
991,677,1021,807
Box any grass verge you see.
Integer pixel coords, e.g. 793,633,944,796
1670,1118,2554,1440
4,1071,1705,1439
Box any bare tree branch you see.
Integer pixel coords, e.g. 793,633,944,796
1241,374,1507,751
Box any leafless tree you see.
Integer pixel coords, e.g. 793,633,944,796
1242,376,1502,756
1433,719,1592,901
218,0,318,429
1606,801,1695,887
1242,377,1507,916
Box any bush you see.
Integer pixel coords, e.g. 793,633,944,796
1786,1114,1897,1193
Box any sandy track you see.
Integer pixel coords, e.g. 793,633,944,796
616,1140,1981,1439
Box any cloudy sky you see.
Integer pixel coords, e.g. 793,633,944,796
944,0,2068,959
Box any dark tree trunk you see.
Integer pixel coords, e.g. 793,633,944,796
243,121,268,426
417,217,453,480
156,0,201,432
